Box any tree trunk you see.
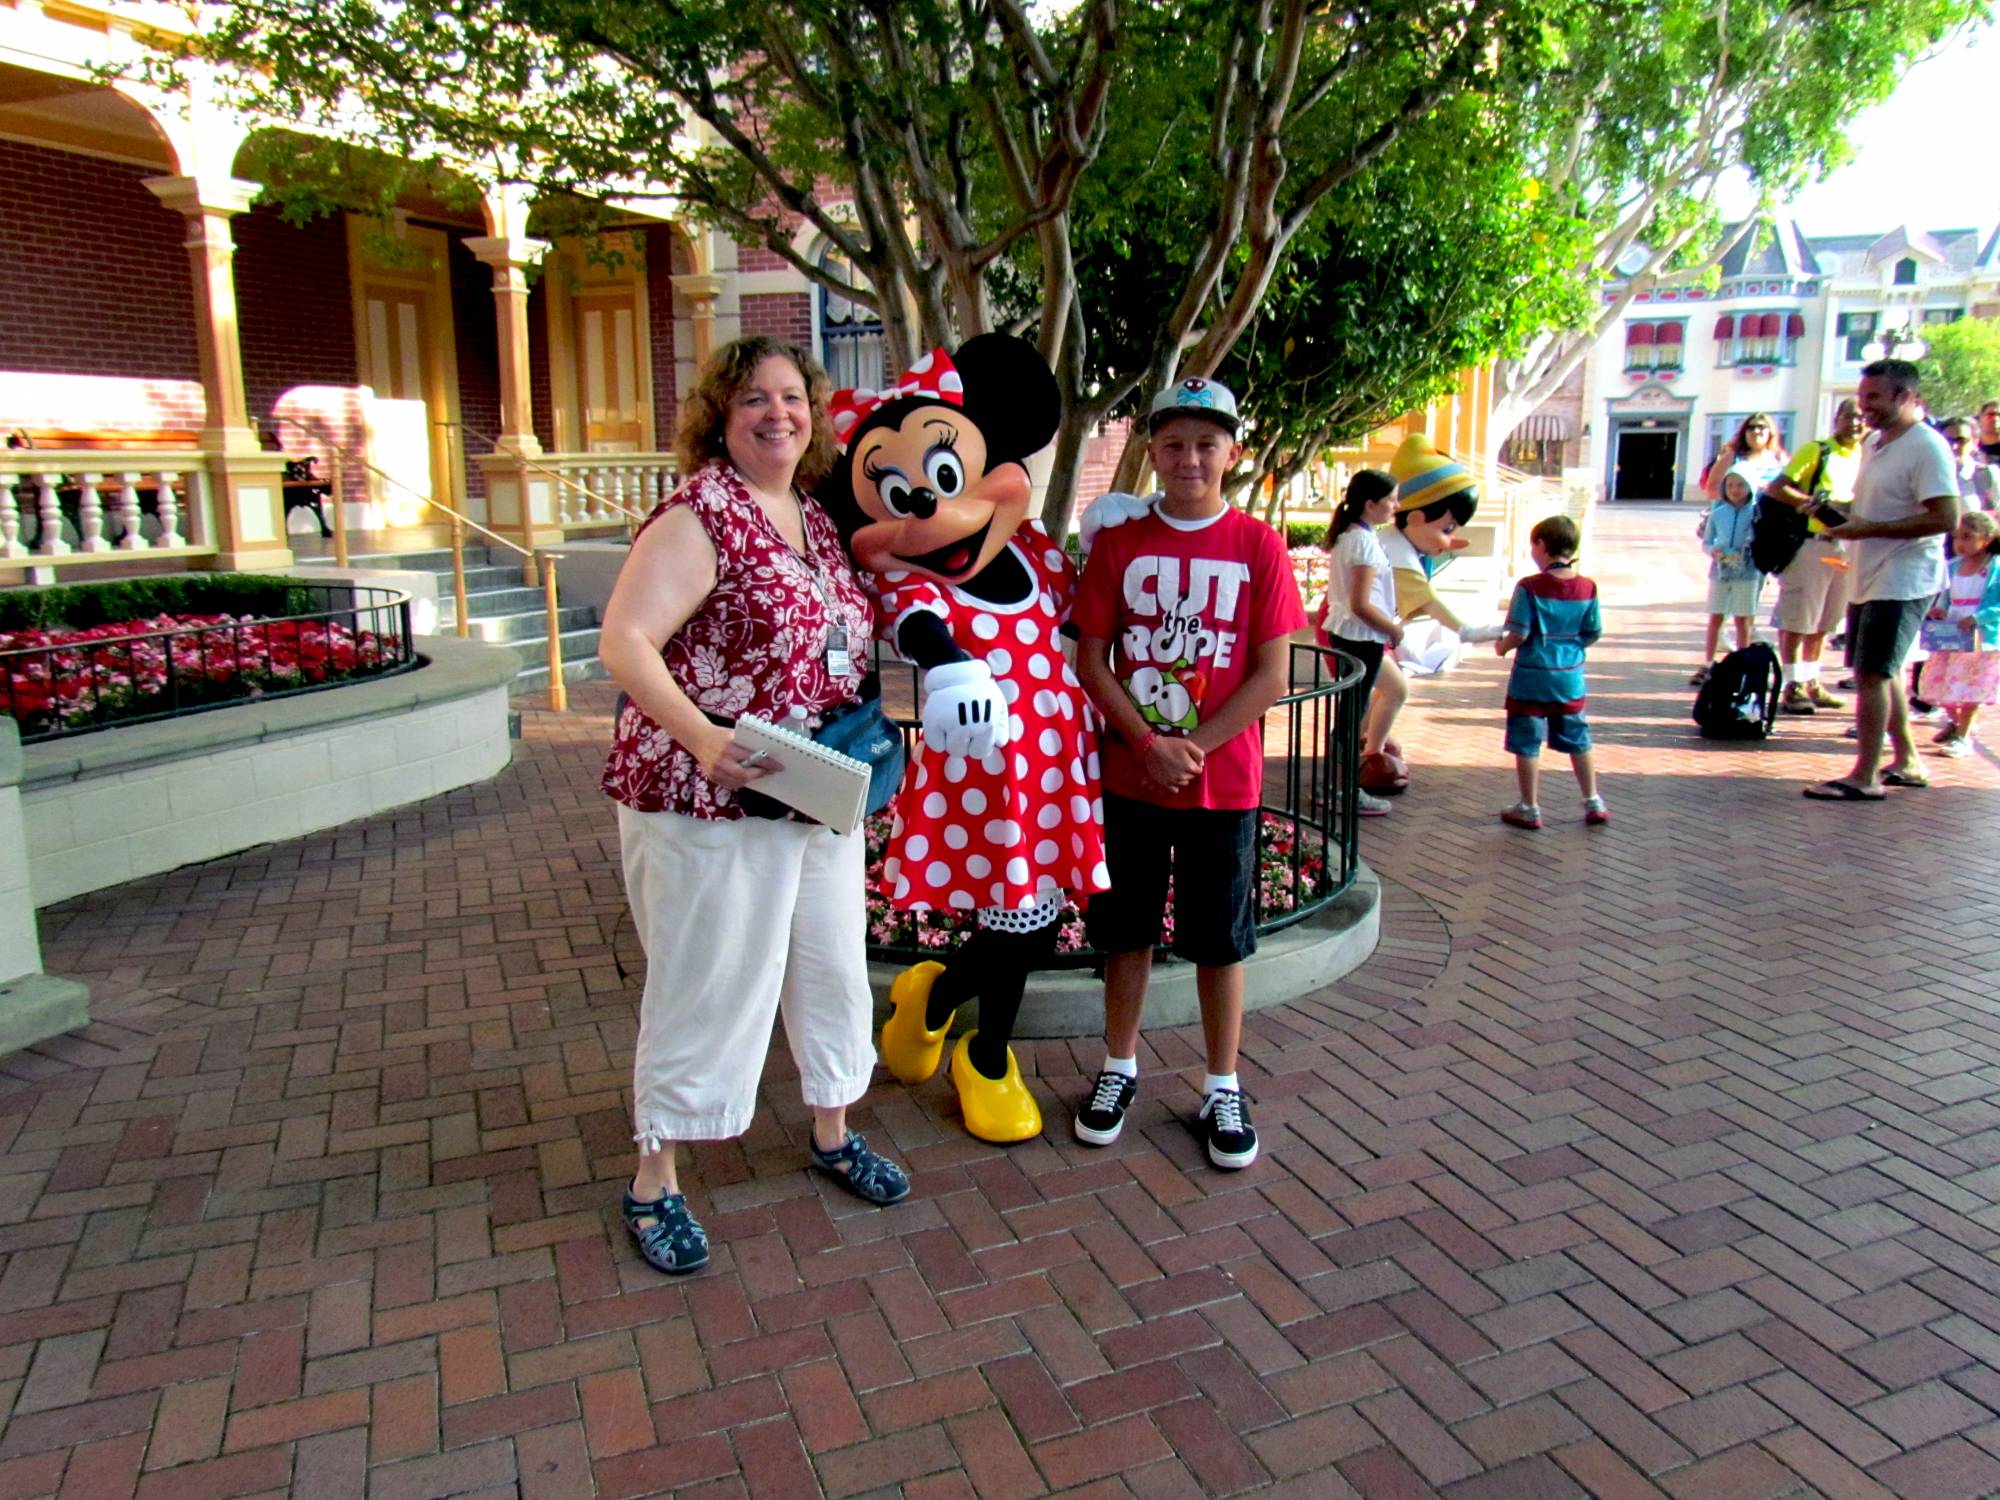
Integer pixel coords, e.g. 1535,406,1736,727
1109,423,1150,494
1040,405,1094,539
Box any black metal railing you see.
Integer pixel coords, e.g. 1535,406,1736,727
864,640,1365,967
0,583,417,743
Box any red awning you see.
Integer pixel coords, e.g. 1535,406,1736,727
1759,312,1782,337
1626,323,1654,345
1787,313,1806,337
1714,315,1736,339
1656,322,1684,345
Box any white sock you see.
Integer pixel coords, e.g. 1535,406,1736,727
1204,1072,1239,1098
1103,1055,1138,1079
1782,662,1799,686
1799,661,1820,684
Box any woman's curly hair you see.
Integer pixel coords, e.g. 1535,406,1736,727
674,336,838,487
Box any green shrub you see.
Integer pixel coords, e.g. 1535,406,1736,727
0,575,320,634
1284,521,1329,550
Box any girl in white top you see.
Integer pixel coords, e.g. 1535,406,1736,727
1313,470,1407,815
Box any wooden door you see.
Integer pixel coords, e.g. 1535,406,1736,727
572,286,644,452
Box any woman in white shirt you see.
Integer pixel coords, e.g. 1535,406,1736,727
1313,470,1408,816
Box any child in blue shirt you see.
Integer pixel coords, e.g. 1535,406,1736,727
1495,515,1607,829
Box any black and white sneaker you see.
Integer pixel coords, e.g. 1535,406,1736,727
1195,1089,1258,1169
1074,1071,1136,1146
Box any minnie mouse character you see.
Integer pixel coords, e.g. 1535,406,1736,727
818,335,1109,1143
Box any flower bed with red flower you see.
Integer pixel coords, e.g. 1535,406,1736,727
865,808,1331,960
1,613,395,737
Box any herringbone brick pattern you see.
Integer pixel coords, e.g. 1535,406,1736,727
2,503,1997,1496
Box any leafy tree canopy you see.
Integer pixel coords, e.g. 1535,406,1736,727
1919,315,2000,422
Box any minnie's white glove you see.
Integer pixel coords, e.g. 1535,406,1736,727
1078,490,1160,555
921,660,1010,758
1458,622,1504,645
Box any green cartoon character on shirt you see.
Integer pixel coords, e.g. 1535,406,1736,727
1128,657,1208,731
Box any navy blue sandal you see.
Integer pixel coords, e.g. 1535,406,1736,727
623,1188,709,1275
809,1131,910,1206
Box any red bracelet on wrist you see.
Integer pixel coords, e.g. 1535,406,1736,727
1136,729,1159,756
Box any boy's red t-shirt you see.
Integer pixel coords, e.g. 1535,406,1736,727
1072,505,1307,811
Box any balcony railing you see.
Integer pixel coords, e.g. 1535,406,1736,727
0,451,215,564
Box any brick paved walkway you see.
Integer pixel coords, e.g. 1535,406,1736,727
7,503,2000,1498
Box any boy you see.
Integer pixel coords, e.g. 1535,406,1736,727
1495,514,1608,829
1069,377,1307,1169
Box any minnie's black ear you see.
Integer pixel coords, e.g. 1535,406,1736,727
953,333,1060,465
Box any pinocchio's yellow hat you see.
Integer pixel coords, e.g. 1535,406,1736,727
1390,434,1474,512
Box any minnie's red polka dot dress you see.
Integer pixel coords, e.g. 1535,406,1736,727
876,523,1110,916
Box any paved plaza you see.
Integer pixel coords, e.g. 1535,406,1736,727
4,503,1999,1498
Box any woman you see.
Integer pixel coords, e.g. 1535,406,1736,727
599,336,909,1277
1703,412,1786,500
1313,470,1409,815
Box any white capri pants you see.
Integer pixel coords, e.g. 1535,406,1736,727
618,804,877,1150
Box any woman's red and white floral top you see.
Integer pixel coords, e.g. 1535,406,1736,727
600,462,876,820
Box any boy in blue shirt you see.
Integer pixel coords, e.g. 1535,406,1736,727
1495,515,1608,829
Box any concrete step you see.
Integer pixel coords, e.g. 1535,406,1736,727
440,585,559,618
300,547,509,575
512,653,613,696
441,605,600,643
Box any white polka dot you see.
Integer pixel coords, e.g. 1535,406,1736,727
1041,767,1065,793
990,882,1007,905
981,748,1006,776
923,792,948,818
884,856,900,881
1061,663,1080,688
985,819,1022,847
948,889,976,911
925,860,951,887
1014,753,1031,779
967,855,992,878
1037,804,1062,829
944,824,969,850
1058,696,1075,720
1087,752,1101,779
1000,678,1021,703
883,569,910,583
944,756,968,782
972,615,1000,640
1006,856,1030,884
1070,795,1091,822
914,762,929,789
1016,792,1030,816
1036,874,1059,896
905,834,928,861
1071,832,1086,858
1034,839,1059,865
1092,797,1104,822
1038,727,1062,756
1090,860,1111,887
1033,689,1059,717
986,647,1012,675
1009,714,1026,741
1069,758,1087,785
1044,548,1066,571
1027,654,1051,680
1011,618,1038,645
962,788,987,815
1068,865,1084,887
895,875,912,899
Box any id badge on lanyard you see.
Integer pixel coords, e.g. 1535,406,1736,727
798,535,854,680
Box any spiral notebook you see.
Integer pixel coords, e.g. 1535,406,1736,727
732,715,871,835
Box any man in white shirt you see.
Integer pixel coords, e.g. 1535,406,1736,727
1805,360,1958,801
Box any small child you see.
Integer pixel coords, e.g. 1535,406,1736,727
1496,514,1607,829
1925,510,2000,757
1313,469,1407,817
1693,466,1763,685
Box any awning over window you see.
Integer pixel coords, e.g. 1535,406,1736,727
1787,313,1807,337
1655,323,1684,346
1714,315,1736,339
1514,413,1578,442
1758,312,1782,337
1625,323,1654,345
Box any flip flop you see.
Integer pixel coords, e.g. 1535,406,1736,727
1803,780,1886,802
1882,769,1931,788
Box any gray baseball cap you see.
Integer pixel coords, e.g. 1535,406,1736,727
1146,376,1240,433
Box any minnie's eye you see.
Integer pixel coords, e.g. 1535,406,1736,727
875,469,915,516
924,449,964,497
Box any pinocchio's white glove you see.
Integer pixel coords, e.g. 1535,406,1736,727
920,660,1010,758
1458,622,1504,645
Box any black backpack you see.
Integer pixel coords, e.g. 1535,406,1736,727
1749,446,1828,576
1693,642,1782,740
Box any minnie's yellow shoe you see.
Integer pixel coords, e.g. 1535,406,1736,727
950,1033,1043,1144
880,961,952,1084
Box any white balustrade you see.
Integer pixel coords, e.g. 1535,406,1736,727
0,451,214,566
155,473,185,549
76,474,109,553
33,473,69,557
0,481,22,558
528,453,676,533
113,474,144,549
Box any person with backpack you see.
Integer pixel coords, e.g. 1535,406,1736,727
1762,399,1863,716
1692,466,1763,685
1494,515,1608,829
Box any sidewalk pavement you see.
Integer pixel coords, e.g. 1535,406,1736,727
5,502,1999,1498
